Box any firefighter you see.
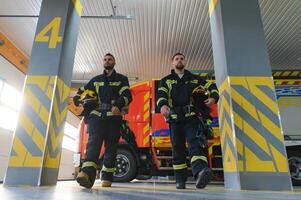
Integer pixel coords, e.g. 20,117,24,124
156,53,219,189
73,53,132,188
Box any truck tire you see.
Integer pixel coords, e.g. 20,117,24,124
136,175,152,180
113,148,137,182
288,156,301,186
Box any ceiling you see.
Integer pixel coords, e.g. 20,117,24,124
0,0,300,84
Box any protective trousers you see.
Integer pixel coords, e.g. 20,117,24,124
170,118,208,183
81,115,122,186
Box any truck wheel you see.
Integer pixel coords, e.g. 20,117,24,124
288,156,301,186
113,148,137,182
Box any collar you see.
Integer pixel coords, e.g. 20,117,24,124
103,69,116,77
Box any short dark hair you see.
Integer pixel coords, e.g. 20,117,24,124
171,52,185,60
104,53,115,61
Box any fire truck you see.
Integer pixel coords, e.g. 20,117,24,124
75,71,301,185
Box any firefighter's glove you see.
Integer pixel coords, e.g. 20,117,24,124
73,95,81,106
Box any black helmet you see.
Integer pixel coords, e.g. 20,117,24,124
192,85,209,107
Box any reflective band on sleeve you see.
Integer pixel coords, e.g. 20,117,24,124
123,96,129,105
91,110,101,117
158,87,168,94
119,86,129,95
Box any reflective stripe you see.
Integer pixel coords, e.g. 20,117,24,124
204,82,212,89
102,166,116,173
157,97,167,105
123,96,129,106
119,86,129,95
191,156,208,163
106,112,122,116
173,163,187,170
165,80,176,106
158,87,168,94
190,79,198,84
109,81,121,86
82,161,98,169
210,89,219,95
94,82,104,95
79,86,85,91
185,112,196,117
90,110,101,117
170,114,177,119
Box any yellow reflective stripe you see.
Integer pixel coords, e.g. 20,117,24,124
166,79,177,86
204,82,212,89
173,163,187,170
102,166,116,173
158,87,168,94
170,114,177,119
191,79,198,84
79,86,84,91
157,97,167,105
119,86,129,95
90,110,101,117
82,161,98,169
185,112,196,117
94,82,104,94
191,156,207,163
210,89,219,95
109,81,121,86
94,82,104,86
106,112,122,116
123,96,129,106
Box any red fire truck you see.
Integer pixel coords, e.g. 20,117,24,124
75,72,301,185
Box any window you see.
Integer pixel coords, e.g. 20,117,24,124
0,79,21,131
1,83,22,110
62,122,79,152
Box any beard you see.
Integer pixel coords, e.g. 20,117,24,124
104,64,114,71
175,63,185,70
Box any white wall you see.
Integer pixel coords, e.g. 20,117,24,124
0,55,80,181
0,127,13,182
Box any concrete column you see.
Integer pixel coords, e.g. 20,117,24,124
207,0,292,190
4,0,83,186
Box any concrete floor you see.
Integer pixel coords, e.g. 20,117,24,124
1,180,301,200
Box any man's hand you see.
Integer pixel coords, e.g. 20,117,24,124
204,97,216,107
73,95,81,106
111,106,121,115
160,105,170,117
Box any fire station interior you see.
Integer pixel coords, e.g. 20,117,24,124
0,0,301,199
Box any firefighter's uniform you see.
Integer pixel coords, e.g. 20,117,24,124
156,69,219,188
73,70,132,188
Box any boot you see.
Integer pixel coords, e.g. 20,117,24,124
101,180,112,187
76,171,92,189
195,167,211,189
176,182,186,189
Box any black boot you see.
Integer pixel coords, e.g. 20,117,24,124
176,182,186,189
76,171,93,189
195,167,211,189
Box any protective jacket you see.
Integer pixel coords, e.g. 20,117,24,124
156,69,219,122
73,70,132,120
